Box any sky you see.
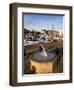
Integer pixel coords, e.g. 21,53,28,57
23,14,63,31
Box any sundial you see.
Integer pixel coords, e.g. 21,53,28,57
30,44,58,73
32,44,56,62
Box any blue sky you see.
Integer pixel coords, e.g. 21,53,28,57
24,14,63,31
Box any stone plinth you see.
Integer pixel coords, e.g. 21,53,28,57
30,53,58,74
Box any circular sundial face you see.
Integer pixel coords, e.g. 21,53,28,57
32,44,56,62
33,52,56,62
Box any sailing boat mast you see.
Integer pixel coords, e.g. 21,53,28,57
52,24,54,39
52,24,54,31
